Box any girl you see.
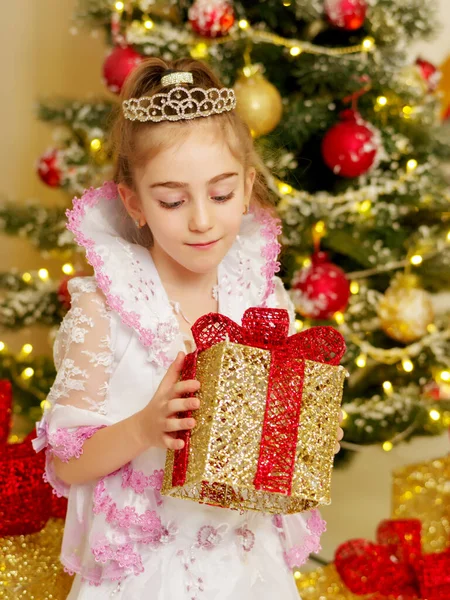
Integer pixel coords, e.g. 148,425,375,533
34,57,343,599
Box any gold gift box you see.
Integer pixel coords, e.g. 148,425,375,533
162,335,346,514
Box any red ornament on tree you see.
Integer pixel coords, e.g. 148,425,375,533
291,251,350,320
102,46,143,94
322,109,380,178
57,273,87,310
415,57,440,92
36,148,62,188
189,0,235,38
324,0,367,30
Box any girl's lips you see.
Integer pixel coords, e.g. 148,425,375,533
186,239,219,249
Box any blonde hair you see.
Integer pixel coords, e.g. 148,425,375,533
110,57,276,246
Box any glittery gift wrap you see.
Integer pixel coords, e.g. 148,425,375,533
392,456,450,553
162,308,346,514
0,379,68,536
0,518,73,599
295,564,377,600
334,519,450,600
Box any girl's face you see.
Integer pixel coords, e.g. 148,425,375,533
119,123,255,276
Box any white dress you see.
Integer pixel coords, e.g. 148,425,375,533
33,182,326,599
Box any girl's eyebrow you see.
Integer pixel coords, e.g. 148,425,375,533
149,172,238,189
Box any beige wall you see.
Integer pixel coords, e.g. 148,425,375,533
0,1,107,354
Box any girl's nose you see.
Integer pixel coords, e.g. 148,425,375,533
188,199,213,232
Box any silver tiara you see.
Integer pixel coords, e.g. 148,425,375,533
122,70,236,123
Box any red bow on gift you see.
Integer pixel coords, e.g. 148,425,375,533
335,519,450,600
0,380,67,536
173,308,346,495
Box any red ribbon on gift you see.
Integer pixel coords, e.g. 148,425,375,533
335,519,450,600
0,380,67,536
172,307,346,496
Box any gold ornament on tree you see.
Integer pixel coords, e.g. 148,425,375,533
377,273,434,343
233,64,283,137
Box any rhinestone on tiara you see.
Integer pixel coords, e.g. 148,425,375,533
161,71,194,87
122,86,237,123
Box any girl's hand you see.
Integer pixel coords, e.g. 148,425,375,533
138,352,200,451
334,410,345,454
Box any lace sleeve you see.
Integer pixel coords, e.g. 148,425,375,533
49,276,113,415
274,276,297,336
34,277,115,497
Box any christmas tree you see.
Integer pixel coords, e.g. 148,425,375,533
1,0,450,453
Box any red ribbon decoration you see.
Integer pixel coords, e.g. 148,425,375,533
0,380,67,536
335,519,450,600
172,308,346,495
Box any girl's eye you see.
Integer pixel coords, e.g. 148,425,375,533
159,191,235,209
212,191,235,203
159,200,184,209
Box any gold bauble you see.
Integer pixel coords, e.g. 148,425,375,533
438,54,450,118
377,273,434,343
233,65,283,137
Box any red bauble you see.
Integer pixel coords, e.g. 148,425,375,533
322,109,379,178
189,0,235,38
36,148,62,188
324,0,367,30
291,251,350,320
415,57,440,92
102,46,143,94
57,273,86,310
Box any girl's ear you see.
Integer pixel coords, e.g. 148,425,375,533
118,183,141,221
244,167,256,204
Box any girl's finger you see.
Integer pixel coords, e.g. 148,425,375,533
167,397,200,416
163,433,185,451
164,417,196,433
173,379,200,396
158,352,186,394
337,427,344,441
334,442,341,454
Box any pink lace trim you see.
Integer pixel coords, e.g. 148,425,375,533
66,182,158,350
48,425,106,463
66,182,283,367
273,509,326,569
121,462,164,505
252,206,282,307
43,450,70,498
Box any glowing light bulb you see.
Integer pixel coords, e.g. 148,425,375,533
115,1,124,10
410,254,423,265
293,570,301,580
334,312,345,325
350,281,360,295
382,441,393,452
440,371,450,382
341,409,348,422
402,105,413,116
402,359,414,372
22,367,34,379
314,221,325,234
383,381,393,394
38,268,49,281
358,200,371,213
144,18,154,30
0,341,5,352
406,159,418,172
190,43,208,59
279,183,293,194
62,263,74,275
429,409,441,421
90,138,102,151
238,19,249,29
290,46,302,56
356,354,367,368
22,272,32,283
376,96,387,106
362,37,375,51
295,319,303,332
40,399,51,411
22,344,33,355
